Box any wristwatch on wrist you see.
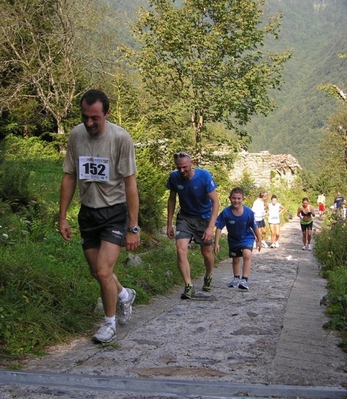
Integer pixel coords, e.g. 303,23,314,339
127,225,140,234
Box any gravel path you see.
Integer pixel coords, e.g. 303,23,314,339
1,217,347,398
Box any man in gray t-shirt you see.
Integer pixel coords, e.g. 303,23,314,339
59,89,140,343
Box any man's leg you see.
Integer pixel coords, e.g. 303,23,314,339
261,226,269,247
84,241,124,342
176,238,192,285
84,241,122,317
201,244,214,292
201,244,214,277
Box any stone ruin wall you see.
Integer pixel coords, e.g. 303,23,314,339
230,150,302,187
218,150,302,188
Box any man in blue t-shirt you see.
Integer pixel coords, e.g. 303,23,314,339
334,192,345,219
166,152,219,299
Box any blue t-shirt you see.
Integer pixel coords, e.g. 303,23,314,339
334,195,345,209
166,168,217,219
215,205,256,249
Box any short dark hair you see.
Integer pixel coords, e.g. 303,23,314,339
80,89,110,115
271,194,277,200
230,187,244,197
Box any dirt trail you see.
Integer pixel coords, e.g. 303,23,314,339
1,217,347,398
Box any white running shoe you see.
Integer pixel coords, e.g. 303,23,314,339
262,241,269,248
275,242,279,248
117,288,136,325
92,321,116,343
307,244,312,251
302,245,306,250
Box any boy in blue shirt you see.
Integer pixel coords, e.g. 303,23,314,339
215,187,261,290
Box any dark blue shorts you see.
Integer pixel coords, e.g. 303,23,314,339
256,219,266,228
229,245,253,258
78,203,128,250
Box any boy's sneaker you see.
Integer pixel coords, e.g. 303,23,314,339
202,276,213,292
117,288,136,325
302,245,306,250
228,277,240,287
307,244,312,251
181,284,195,299
275,242,279,248
92,321,116,343
238,279,249,290
261,241,269,248
270,243,275,248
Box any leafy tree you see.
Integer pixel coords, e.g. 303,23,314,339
0,0,117,136
315,105,347,199
129,0,291,161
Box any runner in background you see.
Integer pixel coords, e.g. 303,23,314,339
317,190,326,219
297,197,315,250
252,191,268,248
266,194,286,248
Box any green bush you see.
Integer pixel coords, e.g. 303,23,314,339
315,218,347,351
136,147,167,233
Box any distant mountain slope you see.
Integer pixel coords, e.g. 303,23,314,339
247,0,347,170
114,0,347,170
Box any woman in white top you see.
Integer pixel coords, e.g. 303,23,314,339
251,192,268,248
266,194,286,248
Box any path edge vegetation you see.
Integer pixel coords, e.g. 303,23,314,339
0,137,346,367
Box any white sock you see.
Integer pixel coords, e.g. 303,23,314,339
118,287,129,302
104,315,116,328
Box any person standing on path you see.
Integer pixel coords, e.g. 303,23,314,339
297,197,315,250
214,187,261,290
252,191,268,248
317,190,326,219
58,89,140,343
266,194,286,248
166,151,219,299
334,191,345,219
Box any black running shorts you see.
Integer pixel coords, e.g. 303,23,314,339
78,203,128,250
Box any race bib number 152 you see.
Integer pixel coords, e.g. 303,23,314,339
79,156,110,181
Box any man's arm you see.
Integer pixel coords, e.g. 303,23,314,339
167,190,176,239
59,173,77,241
203,190,220,242
214,228,222,253
124,174,140,251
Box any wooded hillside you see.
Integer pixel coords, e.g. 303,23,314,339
247,0,347,170
117,0,347,170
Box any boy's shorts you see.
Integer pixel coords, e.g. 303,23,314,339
78,203,128,250
229,245,253,258
176,212,212,246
